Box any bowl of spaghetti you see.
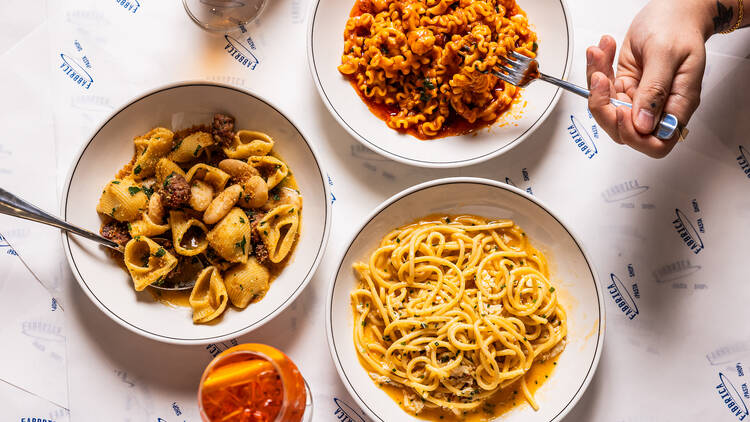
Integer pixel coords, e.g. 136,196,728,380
308,0,572,168
326,178,604,421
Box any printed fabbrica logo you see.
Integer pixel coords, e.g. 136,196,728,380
607,273,638,320
333,398,365,422
716,373,749,421
115,0,140,13
224,35,259,70
738,145,750,179
673,209,703,254
567,115,597,159
59,54,93,89
601,180,649,202
652,259,701,283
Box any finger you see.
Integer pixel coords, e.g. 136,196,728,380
662,51,705,129
616,106,678,158
586,36,616,85
597,35,617,79
588,72,621,144
631,53,680,135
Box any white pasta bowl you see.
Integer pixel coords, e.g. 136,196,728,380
327,178,604,421
62,82,331,345
307,0,572,168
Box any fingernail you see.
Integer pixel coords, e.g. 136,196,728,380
598,37,606,48
586,49,593,63
636,108,655,131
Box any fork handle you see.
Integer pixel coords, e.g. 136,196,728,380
0,188,121,251
539,73,679,140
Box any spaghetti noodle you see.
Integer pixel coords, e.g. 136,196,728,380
338,0,538,139
351,215,566,417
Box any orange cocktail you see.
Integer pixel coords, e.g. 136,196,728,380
198,344,307,422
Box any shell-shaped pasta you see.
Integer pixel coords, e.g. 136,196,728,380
129,212,169,237
189,179,214,212
155,158,186,186
207,208,252,263
123,236,178,291
168,131,214,163
223,130,274,159
204,184,243,225
189,266,228,323
257,204,299,263
169,210,209,256
249,156,288,190
96,179,148,222
186,163,230,191
132,128,174,180
223,257,270,308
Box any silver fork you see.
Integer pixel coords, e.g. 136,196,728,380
493,51,679,140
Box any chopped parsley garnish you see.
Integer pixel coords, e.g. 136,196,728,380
362,320,367,327
193,145,202,156
549,287,555,293
154,247,166,258
239,284,244,291
142,186,154,198
111,180,121,184
423,78,435,90
110,207,117,217
235,236,247,254
153,275,165,286
273,192,280,201
532,42,538,52
163,173,175,188
128,186,141,196
133,165,142,175
418,87,431,102
396,238,400,243
239,216,246,224
171,139,183,151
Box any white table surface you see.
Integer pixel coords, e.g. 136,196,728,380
1,0,750,421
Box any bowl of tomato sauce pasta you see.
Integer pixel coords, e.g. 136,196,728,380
308,0,572,168
62,82,331,345
327,178,604,421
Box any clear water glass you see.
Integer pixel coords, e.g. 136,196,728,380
183,0,268,32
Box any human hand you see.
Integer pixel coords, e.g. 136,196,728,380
586,0,712,158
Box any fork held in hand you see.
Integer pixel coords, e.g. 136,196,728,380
493,51,679,140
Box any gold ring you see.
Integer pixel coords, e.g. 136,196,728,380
677,126,689,142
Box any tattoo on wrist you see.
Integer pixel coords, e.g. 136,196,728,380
713,1,734,33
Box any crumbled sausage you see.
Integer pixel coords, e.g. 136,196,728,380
162,173,191,209
101,221,131,246
254,237,270,265
212,113,235,146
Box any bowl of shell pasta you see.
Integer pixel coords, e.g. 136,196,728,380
62,82,331,345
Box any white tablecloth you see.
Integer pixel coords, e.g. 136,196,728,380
1,0,750,420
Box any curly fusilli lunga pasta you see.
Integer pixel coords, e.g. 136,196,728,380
338,0,538,139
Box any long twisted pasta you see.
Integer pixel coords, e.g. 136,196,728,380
338,0,538,139
351,215,566,418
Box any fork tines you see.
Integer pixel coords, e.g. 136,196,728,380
492,51,533,86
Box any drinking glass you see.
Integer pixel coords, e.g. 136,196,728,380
183,0,268,32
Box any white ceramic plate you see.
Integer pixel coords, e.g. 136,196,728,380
307,0,573,168
61,82,331,345
327,178,604,421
